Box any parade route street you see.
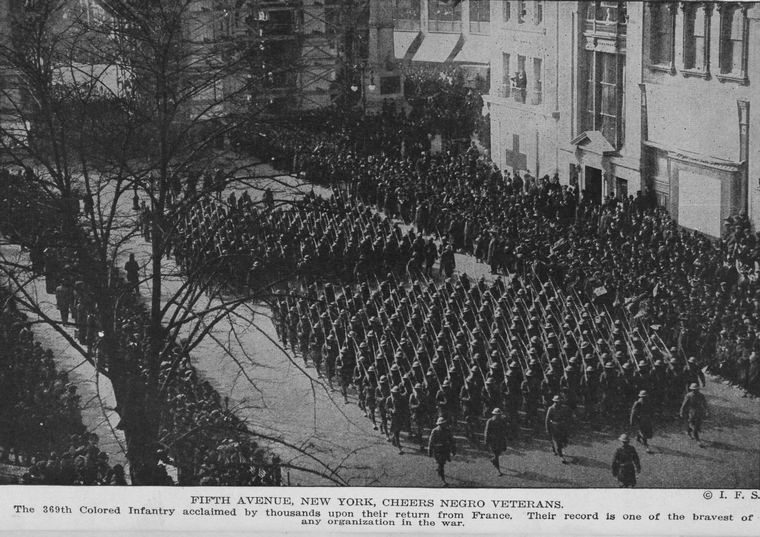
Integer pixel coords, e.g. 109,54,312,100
12,157,758,487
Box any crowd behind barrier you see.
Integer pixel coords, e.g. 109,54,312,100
1,167,283,486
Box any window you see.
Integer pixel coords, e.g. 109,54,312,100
503,1,511,22
501,53,511,96
532,57,542,105
534,1,543,25
514,55,527,102
719,4,748,79
583,51,625,148
517,1,527,23
394,0,420,20
394,0,421,30
428,0,462,32
584,2,626,35
649,2,675,68
469,0,490,34
683,3,709,72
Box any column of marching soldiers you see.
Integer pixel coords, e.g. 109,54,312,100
170,185,709,485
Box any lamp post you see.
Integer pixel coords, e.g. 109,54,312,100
350,61,375,115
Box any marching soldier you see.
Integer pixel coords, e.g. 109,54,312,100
545,395,571,463
484,408,508,476
409,382,428,450
520,369,541,426
428,417,456,487
680,383,708,445
611,433,641,488
386,386,405,454
629,390,654,454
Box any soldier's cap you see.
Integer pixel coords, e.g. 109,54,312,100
359,341,368,349
569,356,580,364
436,417,447,425
506,368,516,376
492,408,503,415
391,386,400,393
622,362,632,370
414,382,423,389
552,395,561,402
638,390,648,397
688,357,697,364
390,364,400,371
689,383,699,390
367,366,375,372
379,375,388,382
614,350,625,357
470,365,479,372
486,377,496,384
565,365,575,372
619,433,630,443
638,360,648,368
604,361,615,369
586,365,595,372
654,359,664,366
442,379,451,386
525,369,534,376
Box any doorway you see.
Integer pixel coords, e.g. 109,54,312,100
584,166,603,204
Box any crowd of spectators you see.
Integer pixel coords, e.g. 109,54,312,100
1,166,284,485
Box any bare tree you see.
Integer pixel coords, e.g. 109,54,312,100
0,0,347,485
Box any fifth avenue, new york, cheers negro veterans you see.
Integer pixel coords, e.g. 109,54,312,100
0,0,758,491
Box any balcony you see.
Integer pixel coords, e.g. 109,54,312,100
428,19,462,33
395,18,421,31
492,84,541,105
583,18,626,38
469,20,490,35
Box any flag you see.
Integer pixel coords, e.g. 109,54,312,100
593,286,607,297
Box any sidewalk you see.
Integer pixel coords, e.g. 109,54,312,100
0,242,127,471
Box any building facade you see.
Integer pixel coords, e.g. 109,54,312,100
481,1,759,237
393,0,492,86
639,1,760,237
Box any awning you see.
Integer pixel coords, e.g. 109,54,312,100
411,33,463,63
453,35,490,65
394,31,423,61
570,130,617,155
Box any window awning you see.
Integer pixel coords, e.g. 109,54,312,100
394,31,423,61
570,130,617,155
453,35,490,65
411,33,463,63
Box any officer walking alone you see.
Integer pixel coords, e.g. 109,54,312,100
428,417,456,487
680,383,709,445
484,408,508,476
612,433,641,487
